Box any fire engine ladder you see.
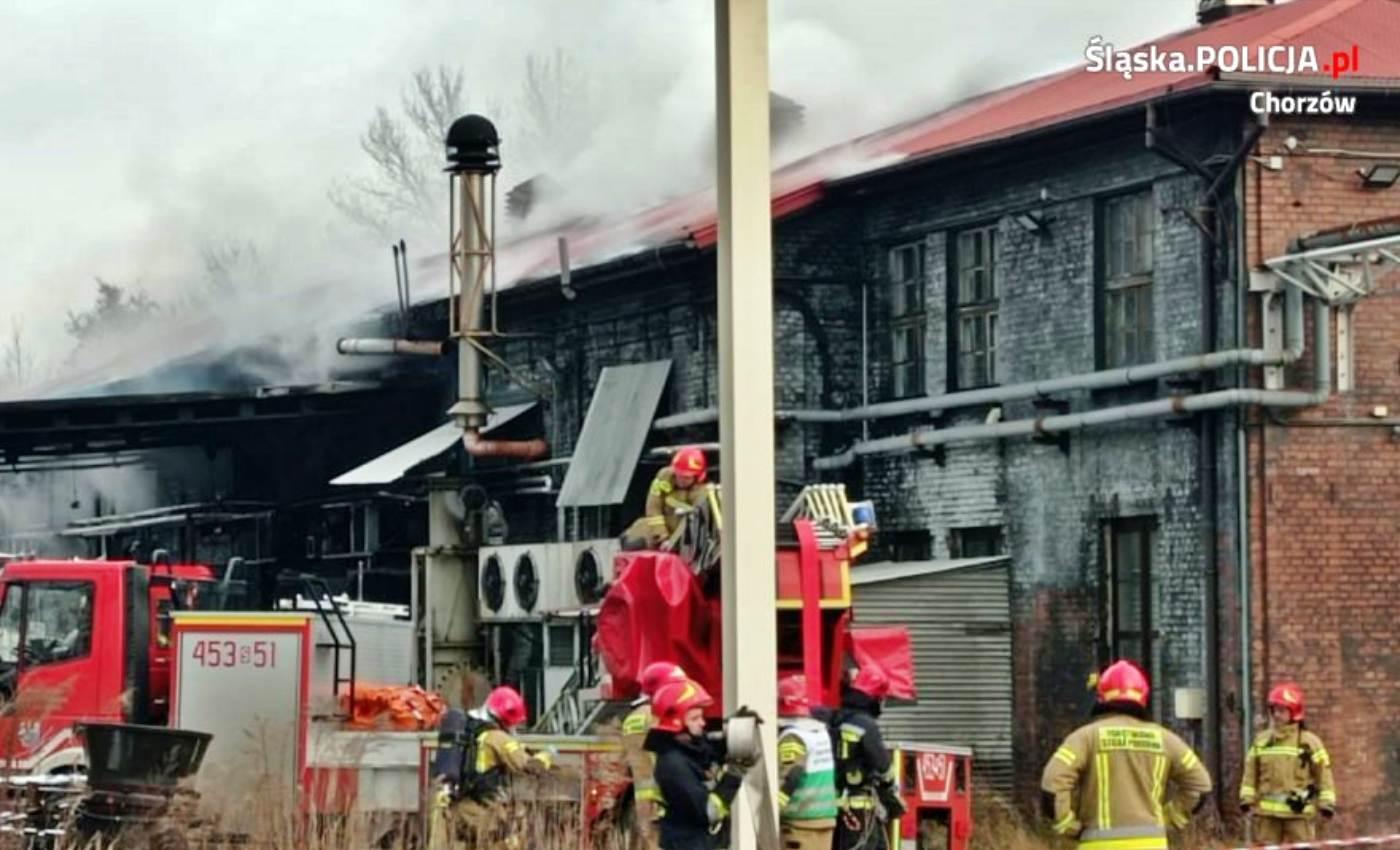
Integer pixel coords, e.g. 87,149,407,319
280,572,358,720
779,484,855,547
532,667,612,735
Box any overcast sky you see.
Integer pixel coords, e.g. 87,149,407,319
2,0,1201,381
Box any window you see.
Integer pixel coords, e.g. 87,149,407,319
888,242,926,399
0,581,95,668
880,529,932,562
1101,192,1155,367
547,623,576,667
955,226,999,388
950,526,1003,559
1104,518,1154,672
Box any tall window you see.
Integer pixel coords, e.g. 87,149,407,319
888,242,926,399
955,225,999,388
1104,518,1153,671
1101,192,1155,367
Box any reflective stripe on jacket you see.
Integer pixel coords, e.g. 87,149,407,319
1041,713,1213,850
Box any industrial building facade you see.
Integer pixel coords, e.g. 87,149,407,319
3,0,1399,835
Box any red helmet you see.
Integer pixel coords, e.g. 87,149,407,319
671,447,708,482
850,665,891,700
484,686,528,729
1267,681,1305,722
651,679,713,733
1095,660,1150,709
778,674,811,716
639,661,688,699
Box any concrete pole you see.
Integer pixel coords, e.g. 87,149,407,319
715,1,779,848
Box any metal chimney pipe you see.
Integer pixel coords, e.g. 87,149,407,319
444,115,501,435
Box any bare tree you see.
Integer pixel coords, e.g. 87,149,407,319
331,56,595,237
515,49,595,169
64,279,161,350
201,239,265,296
2,317,34,388
329,66,468,237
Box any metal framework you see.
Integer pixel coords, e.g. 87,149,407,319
1263,233,1400,304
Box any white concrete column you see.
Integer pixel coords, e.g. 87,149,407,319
715,1,779,848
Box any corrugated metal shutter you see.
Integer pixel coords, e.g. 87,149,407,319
852,562,1013,790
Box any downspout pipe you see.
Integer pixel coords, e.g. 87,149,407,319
811,297,1330,470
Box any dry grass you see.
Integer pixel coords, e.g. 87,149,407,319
968,790,1245,850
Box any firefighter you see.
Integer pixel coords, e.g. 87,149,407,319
430,685,554,850
644,679,752,850
1040,660,1213,850
1239,681,1337,844
621,446,711,551
829,665,905,850
777,674,838,850
622,661,690,848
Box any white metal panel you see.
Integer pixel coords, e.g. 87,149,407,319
479,544,531,621
330,403,536,486
171,615,307,809
852,561,1014,790
331,422,460,487
556,361,673,507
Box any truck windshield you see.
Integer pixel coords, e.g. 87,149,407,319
0,582,94,667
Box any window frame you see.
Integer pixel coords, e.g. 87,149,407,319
1098,191,1156,369
0,580,96,671
951,224,1000,390
1103,517,1155,676
949,525,1004,559
886,241,927,400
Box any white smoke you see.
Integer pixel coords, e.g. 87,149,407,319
2,0,1198,397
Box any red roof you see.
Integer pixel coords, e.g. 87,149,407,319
495,0,1400,288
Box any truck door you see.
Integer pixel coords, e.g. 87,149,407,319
0,579,102,770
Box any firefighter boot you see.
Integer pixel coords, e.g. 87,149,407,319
782,824,835,850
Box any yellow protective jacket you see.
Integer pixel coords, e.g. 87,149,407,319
1041,712,1213,850
622,704,665,813
624,468,709,546
1239,724,1336,818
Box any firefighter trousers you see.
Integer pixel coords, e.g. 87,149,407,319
632,798,661,850
782,824,835,850
1254,815,1316,845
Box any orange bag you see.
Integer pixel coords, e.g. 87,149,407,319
340,684,447,730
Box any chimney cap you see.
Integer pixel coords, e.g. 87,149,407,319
445,114,501,173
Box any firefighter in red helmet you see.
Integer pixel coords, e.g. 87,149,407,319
429,685,555,850
1040,660,1212,850
1240,681,1337,844
644,679,754,850
826,665,904,850
621,446,712,551
777,674,838,850
621,661,690,849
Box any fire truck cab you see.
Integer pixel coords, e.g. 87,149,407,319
0,557,218,772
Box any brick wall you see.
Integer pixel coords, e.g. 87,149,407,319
851,125,1238,796
1243,115,1400,834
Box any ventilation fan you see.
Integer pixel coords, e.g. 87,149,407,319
574,547,607,605
513,552,540,613
480,553,506,613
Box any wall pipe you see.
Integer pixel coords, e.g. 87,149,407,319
656,293,1305,431
813,299,1329,470
336,338,449,357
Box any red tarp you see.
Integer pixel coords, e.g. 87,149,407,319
594,551,724,710
848,626,917,701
